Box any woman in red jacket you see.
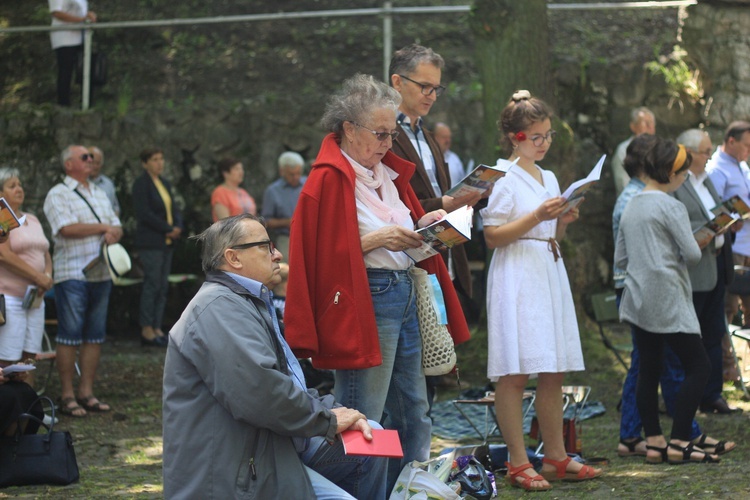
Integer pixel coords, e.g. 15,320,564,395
285,74,470,490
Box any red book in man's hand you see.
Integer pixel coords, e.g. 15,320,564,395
341,429,404,458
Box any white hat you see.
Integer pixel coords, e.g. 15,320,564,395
102,243,132,282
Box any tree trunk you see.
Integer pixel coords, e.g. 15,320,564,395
470,0,551,163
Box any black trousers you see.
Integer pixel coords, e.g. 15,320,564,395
55,44,81,106
0,382,43,436
633,326,710,441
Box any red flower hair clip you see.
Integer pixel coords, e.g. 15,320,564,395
515,132,527,142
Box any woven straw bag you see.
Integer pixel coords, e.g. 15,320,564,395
410,267,456,376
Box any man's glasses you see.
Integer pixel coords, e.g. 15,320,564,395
398,74,446,97
529,131,557,147
351,122,400,142
230,239,276,255
80,154,93,161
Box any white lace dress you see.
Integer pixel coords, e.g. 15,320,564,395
480,161,584,379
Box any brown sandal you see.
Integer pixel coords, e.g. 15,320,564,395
540,456,602,482
505,461,551,492
59,397,86,418
76,395,111,412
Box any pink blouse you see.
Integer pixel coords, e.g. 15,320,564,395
210,185,257,222
0,214,49,298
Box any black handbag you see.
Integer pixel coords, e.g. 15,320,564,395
0,293,5,326
0,396,80,488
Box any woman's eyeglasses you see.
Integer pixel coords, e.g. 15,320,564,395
398,74,446,97
350,122,400,142
230,239,276,255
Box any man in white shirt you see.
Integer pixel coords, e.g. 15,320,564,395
433,122,466,188
611,107,656,194
49,0,97,106
43,145,122,417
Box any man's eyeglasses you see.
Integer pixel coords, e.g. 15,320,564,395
230,239,276,255
351,122,400,142
694,148,713,156
80,154,93,161
398,74,446,97
529,131,557,147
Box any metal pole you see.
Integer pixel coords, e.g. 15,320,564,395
82,28,93,110
383,2,392,83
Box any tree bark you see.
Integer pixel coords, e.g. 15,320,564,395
470,0,551,163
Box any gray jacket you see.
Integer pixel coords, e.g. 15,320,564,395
672,177,734,291
162,271,338,499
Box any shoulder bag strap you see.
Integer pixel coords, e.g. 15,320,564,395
71,187,102,223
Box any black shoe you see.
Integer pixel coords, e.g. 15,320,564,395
700,397,743,415
141,335,168,347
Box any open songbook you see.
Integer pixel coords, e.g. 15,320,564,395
0,197,26,234
720,195,750,219
561,154,606,214
404,205,473,263
693,197,745,244
444,158,518,198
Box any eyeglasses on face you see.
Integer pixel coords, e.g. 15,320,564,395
528,131,557,147
80,153,94,161
350,122,400,142
230,239,276,255
398,74,446,97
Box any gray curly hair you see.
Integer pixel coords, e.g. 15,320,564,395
320,74,401,136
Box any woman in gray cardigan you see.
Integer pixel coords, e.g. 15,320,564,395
616,139,719,465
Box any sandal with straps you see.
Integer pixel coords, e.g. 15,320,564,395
645,445,668,464
618,437,647,457
505,461,551,492
667,442,721,464
540,456,602,482
692,434,736,455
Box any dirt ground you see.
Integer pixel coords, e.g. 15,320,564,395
2,322,750,498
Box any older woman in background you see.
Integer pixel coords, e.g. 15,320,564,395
0,167,53,388
285,74,470,489
132,149,183,347
210,157,257,222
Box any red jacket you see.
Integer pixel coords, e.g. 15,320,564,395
285,133,471,370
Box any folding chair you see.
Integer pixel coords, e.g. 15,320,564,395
452,390,536,445
533,385,592,455
590,291,630,370
727,324,750,399
34,329,57,396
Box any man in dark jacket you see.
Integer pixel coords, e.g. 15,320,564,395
162,214,386,499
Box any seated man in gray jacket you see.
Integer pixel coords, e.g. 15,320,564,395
162,214,387,499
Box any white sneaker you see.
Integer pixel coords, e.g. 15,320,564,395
43,414,59,426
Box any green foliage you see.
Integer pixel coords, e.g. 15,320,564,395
646,45,704,109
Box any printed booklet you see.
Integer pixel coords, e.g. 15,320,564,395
0,197,26,234
341,429,403,458
404,205,473,263
560,154,606,214
444,158,518,198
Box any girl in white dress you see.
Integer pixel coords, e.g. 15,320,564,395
481,91,600,491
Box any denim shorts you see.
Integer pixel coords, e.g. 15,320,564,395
54,279,112,346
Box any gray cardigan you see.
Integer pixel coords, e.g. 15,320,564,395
615,191,702,334
162,271,338,499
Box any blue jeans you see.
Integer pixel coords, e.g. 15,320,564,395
334,269,431,493
54,280,112,346
616,291,701,440
302,420,387,500
138,248,174,329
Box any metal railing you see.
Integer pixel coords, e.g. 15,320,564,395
0,1,697,110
